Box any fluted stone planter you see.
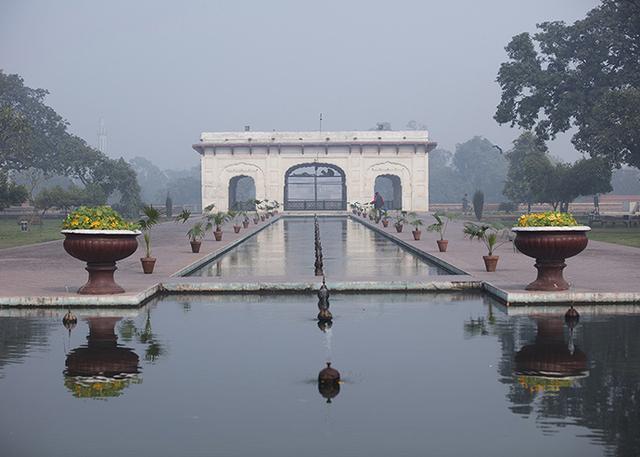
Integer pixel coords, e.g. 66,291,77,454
512,226,590,291
62,230,140,294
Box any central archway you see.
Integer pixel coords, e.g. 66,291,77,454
284,163,347,210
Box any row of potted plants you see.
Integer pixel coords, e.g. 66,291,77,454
366,208,590,290
61,201,281,294
178,200,281,252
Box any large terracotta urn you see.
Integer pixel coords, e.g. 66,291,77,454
511,226,590,291
62,230,140,294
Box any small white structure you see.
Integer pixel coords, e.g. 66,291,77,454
193,130,436,211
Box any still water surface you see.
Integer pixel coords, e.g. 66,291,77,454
1,293,638,456
188,217,450,277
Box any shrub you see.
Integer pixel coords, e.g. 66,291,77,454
498,201,518,213
62,206,139,230
517,212,578,227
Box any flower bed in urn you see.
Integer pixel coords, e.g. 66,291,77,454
512,212,590,291
61,206,140,294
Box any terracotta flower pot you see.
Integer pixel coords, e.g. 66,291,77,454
62,230,140,294
483,255,499,272
140,257,156,274
437,239,448,252
412,229,421,240
243,220,249,228
382,220,389,228
512,226,590,291
253,218,259,224
233,225,241,233
214,230,223,241
260,215,265,221
395,223,403,233
190,240,201,253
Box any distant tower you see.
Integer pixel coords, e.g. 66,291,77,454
97,118,107,153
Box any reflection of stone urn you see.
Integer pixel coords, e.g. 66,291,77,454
65,317,140,398
62,230,140,294
511,227,590,291
515,318,588,382
318,362,341,403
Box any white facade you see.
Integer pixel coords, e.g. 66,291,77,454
193,130,436,211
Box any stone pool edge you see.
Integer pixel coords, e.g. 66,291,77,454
2,213,639,308
351,215,640,307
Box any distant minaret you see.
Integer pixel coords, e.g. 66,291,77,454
97,118,107,154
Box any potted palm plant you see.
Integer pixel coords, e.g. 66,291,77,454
409,214,423,240
138,205,160,274
206,211,229,241
186,221,205,253
174,208,191,224
380,209,390,227
394,210,407,233
427,213,451,252
463,222,512,272
228,210,241,233
241,210,250,228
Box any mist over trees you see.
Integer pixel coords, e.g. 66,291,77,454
129,156,200,207
0,71,142,216
495,0,640,170
429,136,507,203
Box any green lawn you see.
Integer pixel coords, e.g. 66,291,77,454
587,227,640,248
0,218,64,249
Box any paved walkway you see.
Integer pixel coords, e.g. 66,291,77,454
0,212,638,307
0,216,280,306
353,214,640,305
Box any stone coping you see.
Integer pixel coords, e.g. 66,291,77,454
2,214,639,309
511,226,591,232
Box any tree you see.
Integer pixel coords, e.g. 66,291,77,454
472,190,484,221
0,71,69,173
543,157,613,211
453,136,508,202
0,172,27,210
503,132,554,211
129,157,169,204
495,0,640,169
165,192,173,217
33,185,106,216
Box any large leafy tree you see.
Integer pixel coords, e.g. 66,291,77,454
0,70,142,214
495,0,640,169
0,71,68,173
503,132,554,210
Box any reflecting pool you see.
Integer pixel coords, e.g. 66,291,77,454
1,293,639,456
188,217,450,277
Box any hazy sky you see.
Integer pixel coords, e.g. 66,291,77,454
1,0,599,170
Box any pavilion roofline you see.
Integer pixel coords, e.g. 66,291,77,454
192,140,438,154
199,130,430,143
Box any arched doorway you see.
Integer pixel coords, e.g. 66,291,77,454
228,175,256,210
284,163,347,210
374,174,402,209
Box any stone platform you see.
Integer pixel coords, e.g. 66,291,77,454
0,212,638,307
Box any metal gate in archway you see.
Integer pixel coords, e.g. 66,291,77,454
284,163,347,210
